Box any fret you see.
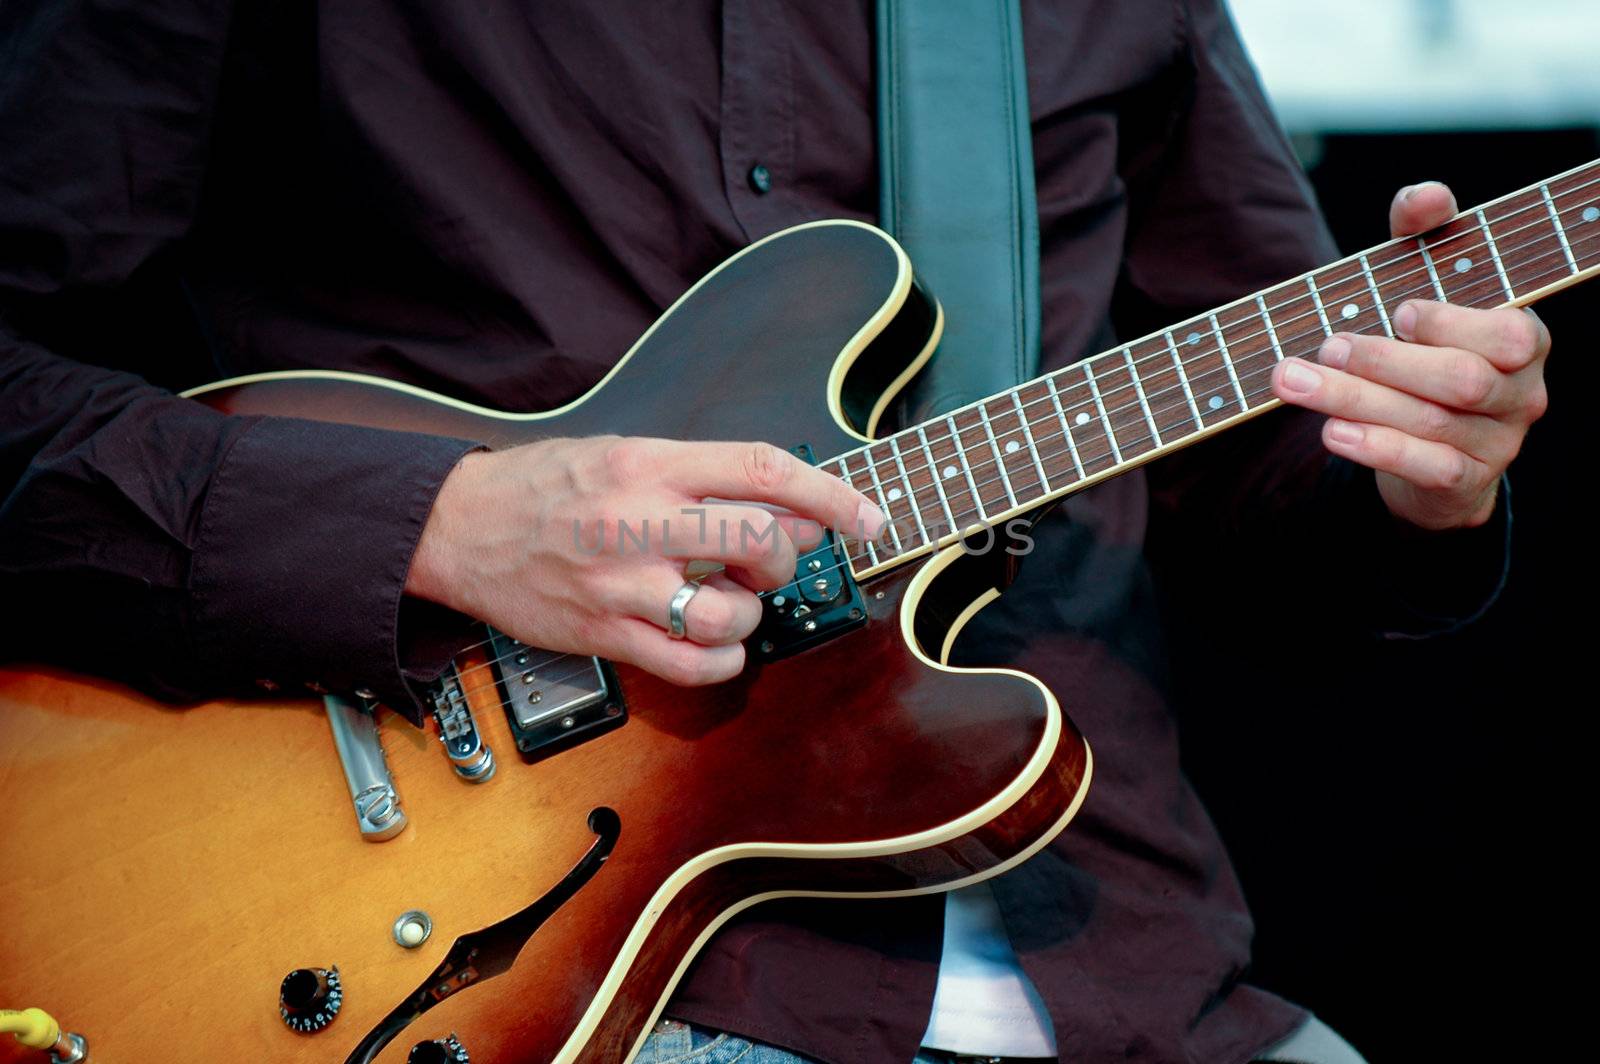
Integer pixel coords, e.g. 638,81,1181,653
923,419,982,531
945,414,988,522
915,425,958,534
1082,361,1123,464
1417,238,1448,300
1477,209,1516,301
1255,296,1285,361
976,404,1020,509
1483,188,1572,305
1548,170,1600,275
1306,276,1333,336
887,435,931,545
835,456,880,567
1309,262,1386,339
1358,253,1394,337
1018,380,1083,488
1428,215,1503,307
1541,184,1580,275
1209,314,1248,409
1164,331,1204,428
1009,391,1052,494
1172,323,1240,428
861,449,905,553
1044,376,1087,479
984,396,1047,497
1129,338,1196,444
1121,348,1162,447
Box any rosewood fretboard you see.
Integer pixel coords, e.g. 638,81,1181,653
833,159,1600,576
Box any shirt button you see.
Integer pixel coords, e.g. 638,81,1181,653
747,163,772,194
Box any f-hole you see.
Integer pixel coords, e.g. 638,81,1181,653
343,807,622,1063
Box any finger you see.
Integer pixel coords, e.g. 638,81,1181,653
1314,332,1512,414
1389,181,1459,238
662,440,887,541
1272,358,1501,459
1320,419,1491,501
619,568,761,647
1392,300,1551,373
660,502,798,588
598,616,746,686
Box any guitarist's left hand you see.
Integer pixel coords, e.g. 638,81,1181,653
1270,181,1551,530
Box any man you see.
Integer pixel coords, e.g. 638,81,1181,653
0,2,1547,1063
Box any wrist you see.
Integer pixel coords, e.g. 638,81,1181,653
1376,469,1500,533
406,449,493,607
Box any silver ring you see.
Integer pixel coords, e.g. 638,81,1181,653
667,581,701,640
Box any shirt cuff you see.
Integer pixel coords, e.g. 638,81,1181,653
1332,459,1512,640
191,415,482,723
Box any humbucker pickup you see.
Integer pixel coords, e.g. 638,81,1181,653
485,628,626,760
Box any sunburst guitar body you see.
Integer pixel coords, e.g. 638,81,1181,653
0,220,1093,1063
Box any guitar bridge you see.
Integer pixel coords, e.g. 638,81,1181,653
429,665,496,782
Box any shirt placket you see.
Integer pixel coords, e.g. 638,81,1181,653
719,0,798,241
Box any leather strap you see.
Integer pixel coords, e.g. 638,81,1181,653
877,0,1041,424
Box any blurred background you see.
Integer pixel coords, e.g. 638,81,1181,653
1167,1,1596,1057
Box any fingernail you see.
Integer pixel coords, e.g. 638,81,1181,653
857,500,887,539
1280,360,1321,396
1403,181,1440,202
1394,301,1418,340
1319,336,1352,369
1327,420,1364,446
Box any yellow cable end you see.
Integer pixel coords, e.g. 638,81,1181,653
1,1007,62,1050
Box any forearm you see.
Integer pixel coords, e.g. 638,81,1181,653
1,332,482,717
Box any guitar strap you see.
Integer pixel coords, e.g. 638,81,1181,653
877,0,1041,424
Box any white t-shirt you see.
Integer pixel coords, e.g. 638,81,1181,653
921,881,1058,1058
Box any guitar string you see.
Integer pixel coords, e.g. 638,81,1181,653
432,184,1599,681
838,176,1600,490
449,225,1600,702
844,211,1598,530
772,217,1599,608
442,210,1600,691
822,169,1600,478
793,197,1594,556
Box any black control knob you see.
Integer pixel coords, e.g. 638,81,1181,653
409,1034,469,1063
278,966,342,1033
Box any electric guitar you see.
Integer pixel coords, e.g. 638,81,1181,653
2,159,1596,1064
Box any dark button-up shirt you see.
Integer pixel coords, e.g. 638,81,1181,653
0,2,1507,1062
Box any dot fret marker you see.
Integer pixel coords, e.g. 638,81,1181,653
1004,440,1020,454
943,465,957,480
1208,395,1224,410
1584,207,1600,223
1455,257,1472,273
1186,331,1201,345
1341,303,1359,319
1075,412,1090,426
887,487,902,501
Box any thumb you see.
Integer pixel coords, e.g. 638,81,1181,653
1389,181,1459,238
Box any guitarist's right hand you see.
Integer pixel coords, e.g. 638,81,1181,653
405,436,886,686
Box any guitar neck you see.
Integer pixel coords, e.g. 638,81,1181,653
831,158,1600,578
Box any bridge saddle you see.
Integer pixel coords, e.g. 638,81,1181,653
429,665,496,782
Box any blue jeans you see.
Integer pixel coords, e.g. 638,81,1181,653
632,1015,1368,1064
631,1019,955,1064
